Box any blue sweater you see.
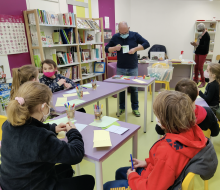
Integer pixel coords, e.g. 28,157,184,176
40,74,76,93
105,31,150,69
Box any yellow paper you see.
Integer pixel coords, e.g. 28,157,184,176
132,79,146,84
93,130,112,147
57,131,66,139
55,97,67,107
63,93,77,97
83,92,90,95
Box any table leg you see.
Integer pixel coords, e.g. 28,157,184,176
132,132,138,158
117,93,119,117
190,65,193,80
144,86,148,133
151,81,155,122
95,161,103,190
76,163,81,176
105,98,109,116
125,89,128,122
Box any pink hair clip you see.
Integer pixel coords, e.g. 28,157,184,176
15,97,25,105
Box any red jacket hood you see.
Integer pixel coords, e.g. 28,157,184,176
165,124,207,159
195,105,207,124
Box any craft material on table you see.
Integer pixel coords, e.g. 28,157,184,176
94,104,103,121
82,83,100,88
132,79,147,83
93,130,112,147
106,125,129,135
122,45,129,54
63,92,90,97
121,76,131,80
91,79,97,90
65,89,77,94
75,123,88,132
90,116,119,128
76,85,83,99
63,99,86,106
102,121,120,130
55,97,67,107
64,102,75,121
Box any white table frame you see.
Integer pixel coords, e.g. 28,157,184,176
75,132,138,190
109,80,155,133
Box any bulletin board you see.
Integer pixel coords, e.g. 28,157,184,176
0,14,28,55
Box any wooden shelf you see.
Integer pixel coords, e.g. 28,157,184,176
79,42,103,45
29,24,76,28
81,58,104,64
82,73,103,80
42,44,78,48
57,62,80,68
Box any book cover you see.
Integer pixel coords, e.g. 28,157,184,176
63,53,68,64
85,31,95,43
33,49,41,68
64,28,73,44
73,66,77,80
68,53,74,63
40,30,47,45
56,52,65,65
95,49,99,59
37,9,42,24
92,20,100,30
58,14,64,25
71,13,75,26
91,49,95,60
65,13,69,25
60,30,68,44
63,30,70,44
45,49,57,64
46,34,53,45
74,52,78,62
82,49,91,60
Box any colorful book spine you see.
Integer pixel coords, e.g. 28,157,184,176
63,30,70,44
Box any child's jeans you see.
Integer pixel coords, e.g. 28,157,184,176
103,167,144,190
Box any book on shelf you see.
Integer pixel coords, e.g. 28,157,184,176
85,31,95,43
33,49,41,68
45,49,57,64
30,26,38,46
70,47,78,62
73,66,77,80
46,34,53,45
58,67,72,79
40,30,47,46
29,9,75,26
82,49,91,60
76,18,100,30
57,52,66,65
57,52,75,65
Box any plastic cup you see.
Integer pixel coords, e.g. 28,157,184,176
77,88,83,99
92,80,97,90
66,108,75,121
94,110,103,122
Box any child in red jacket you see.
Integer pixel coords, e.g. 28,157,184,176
103,91,207,190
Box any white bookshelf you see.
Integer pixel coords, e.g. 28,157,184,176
24,9,106,85
194,21,218,63
82,73,103,80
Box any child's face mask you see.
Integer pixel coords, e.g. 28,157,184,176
43,71,56,78
43,63,56,78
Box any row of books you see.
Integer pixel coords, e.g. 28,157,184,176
77,18,100,30
58,65,80,80
78,30,101,44
28,10,75,26
80,48,102,62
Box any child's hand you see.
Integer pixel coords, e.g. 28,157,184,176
127,168,136,178
58,79,66,86
66,122,76,132
130,158,147,168
64,83,72,89
55,123,67,133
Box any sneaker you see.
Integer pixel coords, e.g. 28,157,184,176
198,82,206,88
132,110,140,117
116,109,125,116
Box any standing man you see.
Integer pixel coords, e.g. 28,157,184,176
105,22,150,117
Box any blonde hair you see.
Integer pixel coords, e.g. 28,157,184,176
209,63,220,100
7,82,52,126
153,91,196,134
10,65,38,100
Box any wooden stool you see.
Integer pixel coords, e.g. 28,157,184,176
149,81,170,95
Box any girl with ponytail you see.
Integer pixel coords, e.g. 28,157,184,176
199,63,220,114
10,65,39,100
0,82,94,190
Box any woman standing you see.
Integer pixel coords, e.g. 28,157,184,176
191,23,210,88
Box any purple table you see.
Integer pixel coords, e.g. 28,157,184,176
104,77,155,133
54,111,140,190
52,81,129,122
195,98,209,107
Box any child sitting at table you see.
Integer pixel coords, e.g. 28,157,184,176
40,59,86,113
10,65,39,100
0,81,95,190
156,78,219,137
104,91,210,190
199,63,220,114
39,59,75,93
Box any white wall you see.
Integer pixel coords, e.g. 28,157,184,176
116,0,220,60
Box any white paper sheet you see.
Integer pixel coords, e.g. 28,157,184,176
122,45,129,54
65,89,77,94
106,125,129,135
75,123,87,132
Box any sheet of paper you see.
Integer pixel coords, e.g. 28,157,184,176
57,131,66,139
90,116,119,128
65,89,77,94
63,93,77,97
106,125,129,135
102,121,120,130
82,83,100,88
55,97,67,107
45,117,76,125
64,99,86,106
83,92,90,95
105,17,110,28
122,45,129,54
132,79,146,84
75,123,87,132
93,130,112,147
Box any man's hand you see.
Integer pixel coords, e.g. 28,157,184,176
128,48,137,54
127,168,136,179
56,123,67,133
115,44,121,51
130,158,147,169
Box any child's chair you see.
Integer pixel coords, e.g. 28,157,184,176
149,81,170,95
182,172,208,190
0,115,7,142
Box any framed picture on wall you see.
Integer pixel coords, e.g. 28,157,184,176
104,29,112,43
94,62,106,73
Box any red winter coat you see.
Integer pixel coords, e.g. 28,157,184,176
128,125,207,190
